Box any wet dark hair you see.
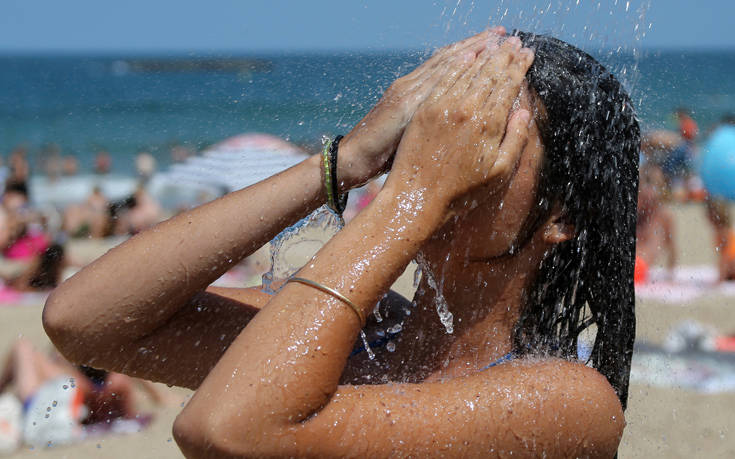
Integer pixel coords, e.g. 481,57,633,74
511,32,640,409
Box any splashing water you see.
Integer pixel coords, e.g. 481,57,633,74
372,301,383,323
413,263,423,288
436,0,651,94
359,331,376,360
416,252,454,334
261,205,344,294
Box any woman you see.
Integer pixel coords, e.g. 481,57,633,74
43,28,639,457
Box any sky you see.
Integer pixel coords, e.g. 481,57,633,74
0,0,732,53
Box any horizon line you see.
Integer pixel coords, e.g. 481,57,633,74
1,43,735,57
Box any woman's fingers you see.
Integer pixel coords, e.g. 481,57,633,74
482,43,534,114
443,40,501,100
406,27,504,85
462,36,522,110
421,29,506,98
423,47,484,103
430,26,504,63
424,27,505,101
492,109,531,176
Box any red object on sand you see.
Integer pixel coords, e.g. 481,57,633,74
715,336,735,352
634,256,649,285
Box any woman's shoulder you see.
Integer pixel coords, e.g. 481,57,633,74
316,356,624,458
510,355,615,382
478,356,624,425
470,356,625,455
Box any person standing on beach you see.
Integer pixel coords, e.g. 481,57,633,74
663,108,699,200
705,198,735,282
636,164,677,282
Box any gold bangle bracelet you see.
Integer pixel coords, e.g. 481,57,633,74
288,277,365,326
321,139,335,210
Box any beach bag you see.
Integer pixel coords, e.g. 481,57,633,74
0,393,22,455
22,376,87,448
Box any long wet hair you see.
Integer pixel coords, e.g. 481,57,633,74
511,32,640,409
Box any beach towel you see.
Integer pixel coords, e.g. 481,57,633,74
0,393,22,455
635,265,735,304
22,376,86,448
631,342,735,393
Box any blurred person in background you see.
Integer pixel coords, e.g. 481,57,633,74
0,338,163,449
7,147,30,186
135,151,156,184
94,150,112,175
61,155,79,177
662,108,700,200
2,243,67,292
636,164,676,283
62,186,110,238
705,198,735,282
109,185,162,236
1,181,48,261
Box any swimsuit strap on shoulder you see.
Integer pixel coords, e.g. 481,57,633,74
478,352,515,372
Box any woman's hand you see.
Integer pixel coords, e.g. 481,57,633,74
385,36,534,215
338,27,507,189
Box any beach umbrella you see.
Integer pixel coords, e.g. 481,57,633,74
148,133,309,209
29,174,138,209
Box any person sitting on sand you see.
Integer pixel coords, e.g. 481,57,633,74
109,185,162,236
705,197,735,282
62,186,110,238
44,29,639,457
636,163,677,282
3,243,66,292
0,338,163,448
1,181,48,261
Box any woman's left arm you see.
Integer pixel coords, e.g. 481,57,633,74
176,357,623,458
175,198,625,457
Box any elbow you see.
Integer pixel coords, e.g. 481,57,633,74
42,287,87,363
173,408,249,459
173,411,211,458
173,398,283,458
42,289,68,347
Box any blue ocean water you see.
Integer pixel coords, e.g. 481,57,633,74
1,49,734,174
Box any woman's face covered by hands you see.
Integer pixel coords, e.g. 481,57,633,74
387,33,546,262
449,84,547,261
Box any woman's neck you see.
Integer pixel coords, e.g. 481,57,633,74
402,247,539,381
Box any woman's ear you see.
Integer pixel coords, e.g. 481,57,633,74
541,207,575,245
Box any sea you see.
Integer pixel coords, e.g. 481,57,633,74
1,49,735,175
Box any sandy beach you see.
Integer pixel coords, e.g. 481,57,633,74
2,203,735,458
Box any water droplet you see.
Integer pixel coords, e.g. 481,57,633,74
373,302,383,322
359,330,375,360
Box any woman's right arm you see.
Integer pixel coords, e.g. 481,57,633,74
44,155,332,387
43,29,500,389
